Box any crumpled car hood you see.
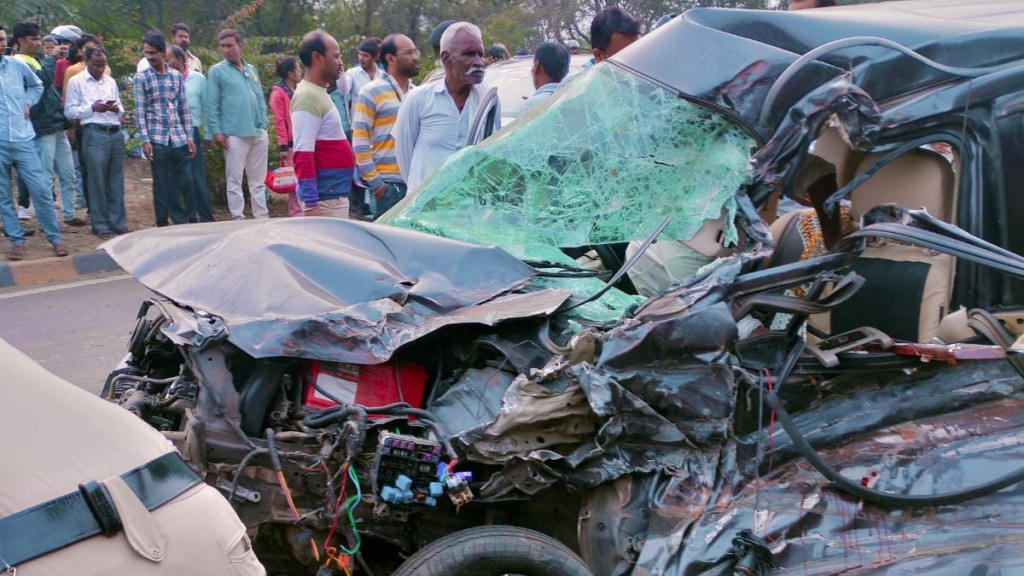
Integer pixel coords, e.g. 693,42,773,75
102,219,569,363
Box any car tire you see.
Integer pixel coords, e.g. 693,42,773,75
392,525,593,576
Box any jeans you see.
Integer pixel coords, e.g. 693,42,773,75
224,131,269,220
82,125,126,234
16,131,79,221
188,128,213,222
151,143,194,226
370,181,407,221
1,139,62,244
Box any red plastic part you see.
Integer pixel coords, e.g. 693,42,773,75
304,361,428,412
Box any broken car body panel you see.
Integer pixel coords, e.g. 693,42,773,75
102,219,568,363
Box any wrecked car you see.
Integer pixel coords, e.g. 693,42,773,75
101,2,1024,574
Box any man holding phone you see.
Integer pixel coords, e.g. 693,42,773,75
64,45,127,238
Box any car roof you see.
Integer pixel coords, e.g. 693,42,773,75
612,0,1024,135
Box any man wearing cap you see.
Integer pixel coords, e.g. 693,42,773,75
565,39,580,55
423,20,456,84
0,24,67,260
393,21,498,191
521,41,569,115
345,37,388,112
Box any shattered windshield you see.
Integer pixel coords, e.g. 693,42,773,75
381,63,755,256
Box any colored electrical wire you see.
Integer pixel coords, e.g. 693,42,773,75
441,458,459,483
276,469,301,521
323,463,350,551
339,465,363,556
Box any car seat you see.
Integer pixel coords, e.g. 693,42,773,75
771,148,957,342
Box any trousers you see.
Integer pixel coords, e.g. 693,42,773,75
188,128,213,222
17,131,78,221
82,125,127,234
223,131,269,220
151,143,194,226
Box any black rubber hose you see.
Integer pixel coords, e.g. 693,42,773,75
764,390,1024,508
303,402,410,428
302,396,458,460
346,406,368,458
265,428,282,472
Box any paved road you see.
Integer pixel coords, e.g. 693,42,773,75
0,274,151,394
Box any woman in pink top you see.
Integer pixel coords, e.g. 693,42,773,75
269,57,302,216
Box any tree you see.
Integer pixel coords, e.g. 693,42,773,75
0,0,77,33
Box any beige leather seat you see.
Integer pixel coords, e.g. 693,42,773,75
771,147,957,342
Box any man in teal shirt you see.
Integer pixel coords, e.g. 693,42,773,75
205,29,269,220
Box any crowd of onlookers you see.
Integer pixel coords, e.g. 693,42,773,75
0,0,834,261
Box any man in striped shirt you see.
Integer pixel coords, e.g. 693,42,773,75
291,30,355,218
351,33,419,220
134,29,196,226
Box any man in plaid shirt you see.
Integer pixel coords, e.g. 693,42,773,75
134,29,196,226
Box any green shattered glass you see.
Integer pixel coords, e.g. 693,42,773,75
381,63,754,320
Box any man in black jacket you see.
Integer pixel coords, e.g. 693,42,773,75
12,19,84,227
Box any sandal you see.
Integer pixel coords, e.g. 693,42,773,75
7,244,26,261
52,241,69,257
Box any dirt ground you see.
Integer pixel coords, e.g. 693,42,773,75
6,158,292,261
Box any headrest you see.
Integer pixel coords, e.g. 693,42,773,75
850,149,954,223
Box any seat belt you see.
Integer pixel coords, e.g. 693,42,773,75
0,451,201,569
